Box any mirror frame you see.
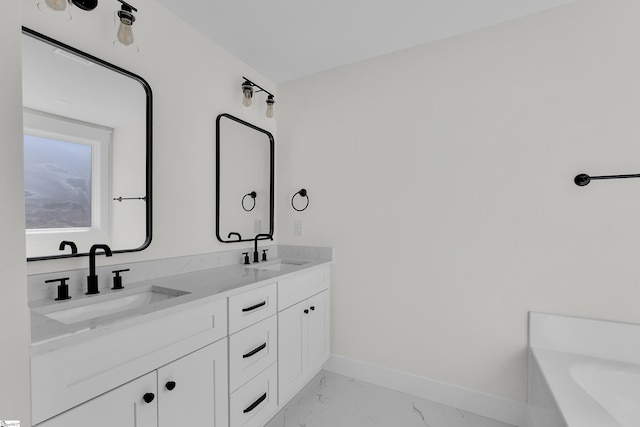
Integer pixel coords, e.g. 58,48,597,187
23,27,153,262
216,113,274,243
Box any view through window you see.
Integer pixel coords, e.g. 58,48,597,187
24,134,92,229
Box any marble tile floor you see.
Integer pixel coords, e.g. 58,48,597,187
265,370,516,427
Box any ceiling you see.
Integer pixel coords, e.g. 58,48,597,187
155,0,576,84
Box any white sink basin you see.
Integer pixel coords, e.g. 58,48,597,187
244,259,310,272
36,286,189,325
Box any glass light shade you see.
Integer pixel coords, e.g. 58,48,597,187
242,89,253,107
45,0,67,11
117,22,134,46
265,96,275,118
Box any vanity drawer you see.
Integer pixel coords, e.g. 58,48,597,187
229,315,277,392
230,363,277,427
278,266,330,311
228,283,277,334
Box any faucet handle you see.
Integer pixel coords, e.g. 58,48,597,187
112,269,130,290
261,249,269,262
242,252,250,265
45,277,71,301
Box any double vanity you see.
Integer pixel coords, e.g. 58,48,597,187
28,248,331,427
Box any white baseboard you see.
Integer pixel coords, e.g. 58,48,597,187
323,354,526,427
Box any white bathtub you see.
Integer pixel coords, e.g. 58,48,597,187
527,313,640,427
529,347,640,427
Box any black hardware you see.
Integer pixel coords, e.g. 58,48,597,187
86,244,112,295
242,252,251,265
242,342,267,359
574,173,640,186
261,249,269,262
243,393,267,413
111,268,130,290
165,381,176,391
242,192,257,212
304,309,309,314
143,392,155,403
228,232,242,241
242,301,266,312
113,196,146,202
310,306,315,311
215,114,274,244
23,27,153,263
70,0,98,11
45,277,72,301
291,189,309,212
59,241,77,254
253,233,273,263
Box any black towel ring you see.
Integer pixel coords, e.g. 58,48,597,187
242,191,257,212
291,188,309,212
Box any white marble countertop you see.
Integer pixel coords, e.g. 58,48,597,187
30,256,331,355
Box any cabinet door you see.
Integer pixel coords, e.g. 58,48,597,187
157,338,229,427
277,299,308,405
36,372,157,427
307,290,330,374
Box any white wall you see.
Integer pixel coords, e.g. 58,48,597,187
0,0,31,423
22,0,277,275
277,0,640,403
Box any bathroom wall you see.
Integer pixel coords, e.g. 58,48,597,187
277,0,640,404
0,0,31,422
21,0,277,275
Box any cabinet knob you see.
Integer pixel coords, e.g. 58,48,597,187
304,309,309,314
143,392,155,403
165,381,176,391
310,306,315,311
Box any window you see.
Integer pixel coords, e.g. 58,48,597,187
24,134,93,229
23,110,111,243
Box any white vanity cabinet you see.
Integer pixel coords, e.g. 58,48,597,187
157,339,229,427
31,297,228,426
37,340,228,427
277,267,330,405
36,372,158,427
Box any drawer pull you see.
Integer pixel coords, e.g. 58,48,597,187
243,392,267,413
143,392,155,404
243,342,267,359
242,301,266,312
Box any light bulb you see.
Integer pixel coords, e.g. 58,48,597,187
117,22,134,46
45,0,67,11
265,95,275,118
242,81,253,107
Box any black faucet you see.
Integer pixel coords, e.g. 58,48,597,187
59,240,78,254
87,244,112,295
253,234,273,263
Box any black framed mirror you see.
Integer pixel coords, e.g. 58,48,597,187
216,114,274,243
22,27,152,261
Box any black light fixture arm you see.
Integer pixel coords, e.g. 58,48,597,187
574,173,640,186
116,0,137,13
242,76,274,98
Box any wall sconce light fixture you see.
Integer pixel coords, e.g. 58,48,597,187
242,191,257,212
116,0,137,46
241,76,276,118
291,188,309,212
